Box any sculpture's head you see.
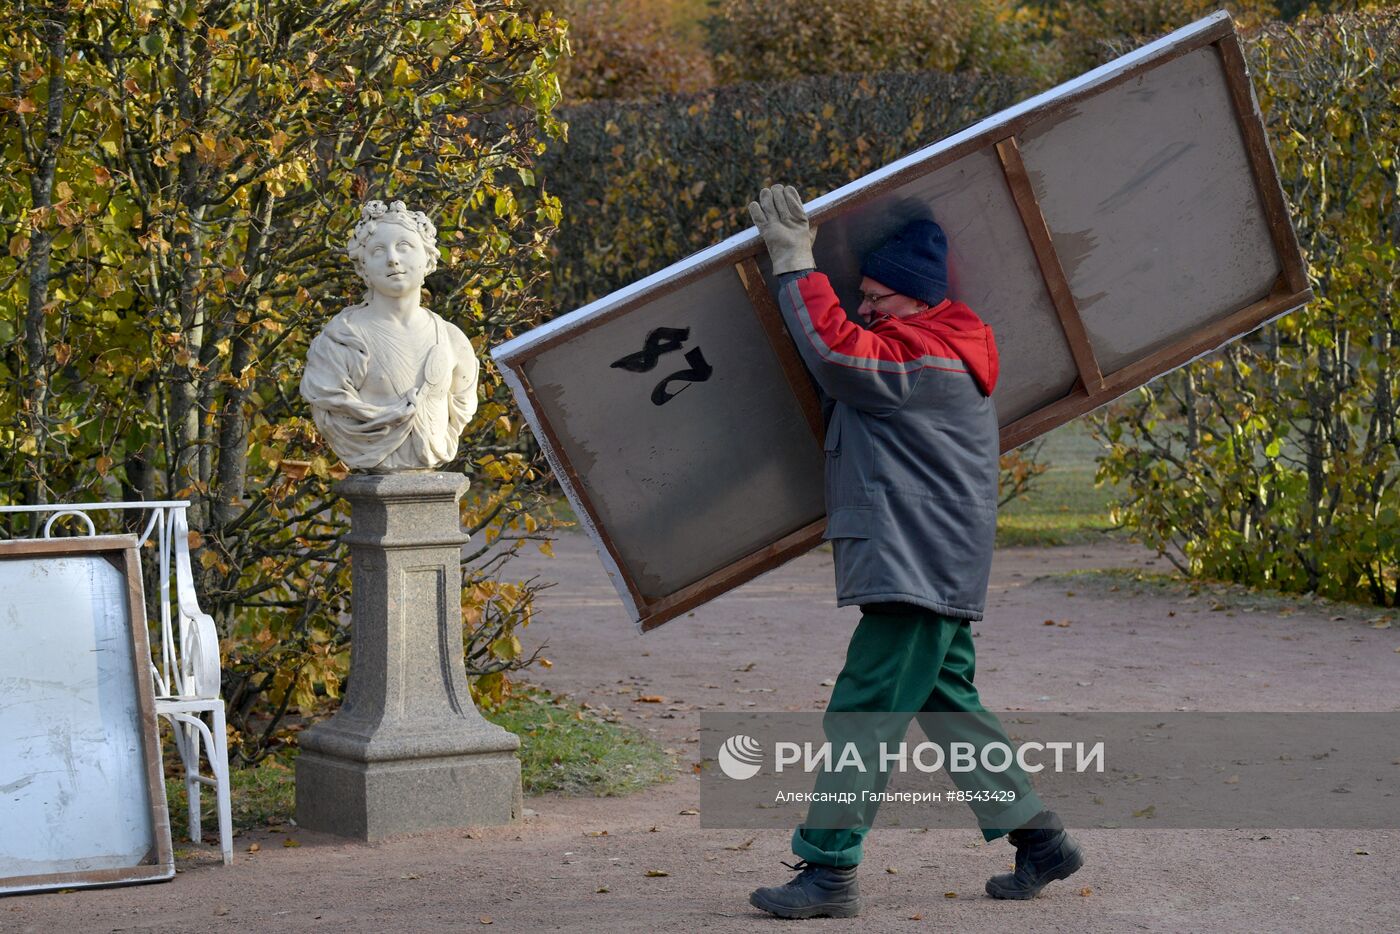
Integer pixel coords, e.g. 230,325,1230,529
346,200,440,300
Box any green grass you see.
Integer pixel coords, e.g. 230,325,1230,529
166,686,672,842
487,685,675,796
166,751,297,841
997,419,1126,547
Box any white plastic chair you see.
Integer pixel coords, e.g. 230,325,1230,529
0,500,233,864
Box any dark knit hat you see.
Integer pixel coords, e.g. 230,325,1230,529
860,219,948,306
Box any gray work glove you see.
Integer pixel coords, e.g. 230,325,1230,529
748,184,816,275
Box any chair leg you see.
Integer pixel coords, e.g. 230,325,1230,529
208,705,234,865
184,720,202,844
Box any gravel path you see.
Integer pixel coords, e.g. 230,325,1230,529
9,532,1398,933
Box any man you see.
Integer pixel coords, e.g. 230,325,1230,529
745,185,1084,920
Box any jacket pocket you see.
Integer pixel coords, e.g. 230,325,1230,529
822,506,872,540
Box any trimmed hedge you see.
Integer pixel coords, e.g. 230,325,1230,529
538,69,1035,311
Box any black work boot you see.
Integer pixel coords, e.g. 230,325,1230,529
985,811,1084,900
749,860,861,919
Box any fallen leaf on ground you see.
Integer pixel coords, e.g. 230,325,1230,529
282,838,300,848
725,837,756,851
1080,887,1093,896
597,886,610,893
214,907,230,916
247,843,260,853
679,808,699,815
645,869,670,877
886,867,898,874
638,695,665,703
480,917,493,925
401,873,420,880
910,913,924,920
820,678,836,687
734,662,756,672
1355,849,1370,856
586,830,609,837
1043,620,1055,626
1056,621,1071,628
943,891,957,898
1330,616,1347,621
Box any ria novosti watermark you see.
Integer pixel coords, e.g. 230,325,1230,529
699,712,1400,831
720,735,1104,780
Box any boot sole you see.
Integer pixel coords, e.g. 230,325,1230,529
984,845,1085,900
749,891,862,919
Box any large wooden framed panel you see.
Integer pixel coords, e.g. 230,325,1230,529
0,536,175,895
494,12,1310,631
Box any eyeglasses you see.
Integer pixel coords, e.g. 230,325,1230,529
860,291,897,306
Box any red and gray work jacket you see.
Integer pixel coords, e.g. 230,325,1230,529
777,270,1002,621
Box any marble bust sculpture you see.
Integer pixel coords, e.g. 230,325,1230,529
301,200,480,472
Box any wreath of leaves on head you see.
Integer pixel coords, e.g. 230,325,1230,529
346,199,440,279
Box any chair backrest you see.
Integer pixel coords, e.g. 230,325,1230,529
0,501,220,701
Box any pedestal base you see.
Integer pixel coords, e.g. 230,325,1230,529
295,748,521,841
293,472,523,840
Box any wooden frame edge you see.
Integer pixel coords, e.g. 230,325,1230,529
639,518,827,631
998,283,1311,452
1214,33,1310,296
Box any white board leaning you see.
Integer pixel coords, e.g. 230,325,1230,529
493,12,1310,632
0,536,175,895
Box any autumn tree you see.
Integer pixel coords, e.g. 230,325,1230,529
1094,12,1400,605
1,0,568,760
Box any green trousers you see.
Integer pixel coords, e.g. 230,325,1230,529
792,608,1045,868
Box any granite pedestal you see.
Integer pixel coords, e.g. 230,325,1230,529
295,472,521,840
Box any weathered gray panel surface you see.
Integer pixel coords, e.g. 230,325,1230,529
0,554,157,879
524,270,825,600
1019,45,1280,373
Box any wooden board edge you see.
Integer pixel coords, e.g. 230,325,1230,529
638,518,827,632
1100,285,1311,396
1214,34,1310,296
734,259,826,445
0,862,175,896
998,285,1311,451
0,534,137,556
121,543,175,880
994,135,1104,392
